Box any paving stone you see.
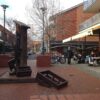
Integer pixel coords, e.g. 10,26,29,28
57,94,66,100
0,60,100,100
48,95,57,100
40,95,48,100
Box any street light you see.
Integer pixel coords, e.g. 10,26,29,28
40,7,47,55
1,4,9,53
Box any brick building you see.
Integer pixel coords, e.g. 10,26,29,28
49,3,98,53
0,24,15,52
78,0,100,52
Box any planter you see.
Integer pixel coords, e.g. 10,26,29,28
0,54,13,67
36,55,51,67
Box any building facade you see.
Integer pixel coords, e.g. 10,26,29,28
49,3,96,53
79,0,100,52
0,24,15,53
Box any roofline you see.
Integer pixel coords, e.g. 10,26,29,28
14,20,30,28
51,2,83,18
0,24,13,35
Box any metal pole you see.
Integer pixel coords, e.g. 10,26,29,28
4,8,6,41
42,10,45,54
41,7,46,55
3,8,6,54
84,36,86,57
84,36,86,50
1,5,9,53
99,33,100,52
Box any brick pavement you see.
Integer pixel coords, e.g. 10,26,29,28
0,60,100,100
30,94,100,100
0,67,8,77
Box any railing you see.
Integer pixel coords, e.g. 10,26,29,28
84,0,96,10
79,13,100,31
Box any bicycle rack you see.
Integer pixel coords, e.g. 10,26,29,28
36,70,68,89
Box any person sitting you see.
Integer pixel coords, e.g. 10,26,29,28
88,51,96,66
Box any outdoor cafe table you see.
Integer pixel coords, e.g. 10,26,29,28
93,57,100,65
93,57,100,60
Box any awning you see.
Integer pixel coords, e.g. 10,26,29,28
92,23,100,30
62,37,72,43
72,28,93,40
63,23,100,43
62,29,93,43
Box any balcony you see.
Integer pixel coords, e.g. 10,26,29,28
79,13,100,31
84,0,100,13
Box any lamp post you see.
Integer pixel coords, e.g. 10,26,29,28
1,4,9,53
84,36,86,52
40,7,47,55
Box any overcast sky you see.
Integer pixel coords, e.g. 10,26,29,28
0,0,83,40
0,0,83,24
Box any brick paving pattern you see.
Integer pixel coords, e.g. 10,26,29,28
0,60,100,100
30,94,100,100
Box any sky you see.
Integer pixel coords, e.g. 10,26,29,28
0,0,83,24
0,0,83,40
60,0,83,10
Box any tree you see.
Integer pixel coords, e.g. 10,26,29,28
6,18,16,33
0,17,15,34
26,0,61,52
27,24,41,40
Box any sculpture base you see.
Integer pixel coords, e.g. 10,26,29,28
0,71,35,84
16,66,32,77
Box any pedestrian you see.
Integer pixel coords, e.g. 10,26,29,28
63,47,67,59
67,46,73,64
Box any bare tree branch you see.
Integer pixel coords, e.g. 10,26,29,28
25,0,61,51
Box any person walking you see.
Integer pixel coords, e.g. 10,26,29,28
67,46,73,64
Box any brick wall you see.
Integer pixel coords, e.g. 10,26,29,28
0,24,15,45
53,8,77,41
49,3,95,41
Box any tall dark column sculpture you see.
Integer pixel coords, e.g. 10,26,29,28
14,20,32,77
